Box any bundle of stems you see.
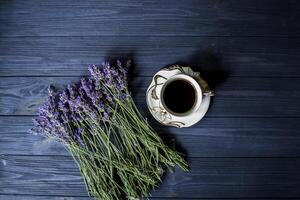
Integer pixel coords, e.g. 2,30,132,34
30,60,188,200
71,94,187,199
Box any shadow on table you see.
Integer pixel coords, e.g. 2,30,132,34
170,48,230,91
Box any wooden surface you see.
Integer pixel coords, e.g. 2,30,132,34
1,0,300,199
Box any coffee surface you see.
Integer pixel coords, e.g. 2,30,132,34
163,79,196,114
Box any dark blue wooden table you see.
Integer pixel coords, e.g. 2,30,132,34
1,0,300,199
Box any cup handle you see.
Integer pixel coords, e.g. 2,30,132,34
203,90,215,97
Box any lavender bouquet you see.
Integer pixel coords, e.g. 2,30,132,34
30,60,188,200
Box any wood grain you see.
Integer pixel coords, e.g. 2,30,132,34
1,116,300,157
1,0,300,198
0,0,299,37
1,155,299,198
1,36,300,77
0,196,202,200
0,196,92,200
1,76,300,117
0,195,285,200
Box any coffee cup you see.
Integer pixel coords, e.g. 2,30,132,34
146,65,214,128
160,74,203,116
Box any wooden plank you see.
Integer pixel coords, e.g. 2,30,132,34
1,77,300,117
0,196,92,200
1,116,300,157
0,195,284,200
0,196,200,200
0,0,299,37
1,156,299,198
1,36,300,77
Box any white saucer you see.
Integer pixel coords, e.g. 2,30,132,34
146,66,212,128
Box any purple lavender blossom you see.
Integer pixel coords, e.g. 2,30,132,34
88,64,104,81
30,59,131,146
81,78,92,97
67,84,78,100
74,128,85,146
103,112,110,121
59,90,69,103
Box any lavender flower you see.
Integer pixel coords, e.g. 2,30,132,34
88,64,104,81
73,128,85,146
31,59,131,146
59,90,69,103
67,84,78,100
29,59,189,200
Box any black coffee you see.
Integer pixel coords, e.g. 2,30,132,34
163,79,196,114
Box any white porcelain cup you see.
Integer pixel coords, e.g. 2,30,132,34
160,74,203,116
146,65,214,128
